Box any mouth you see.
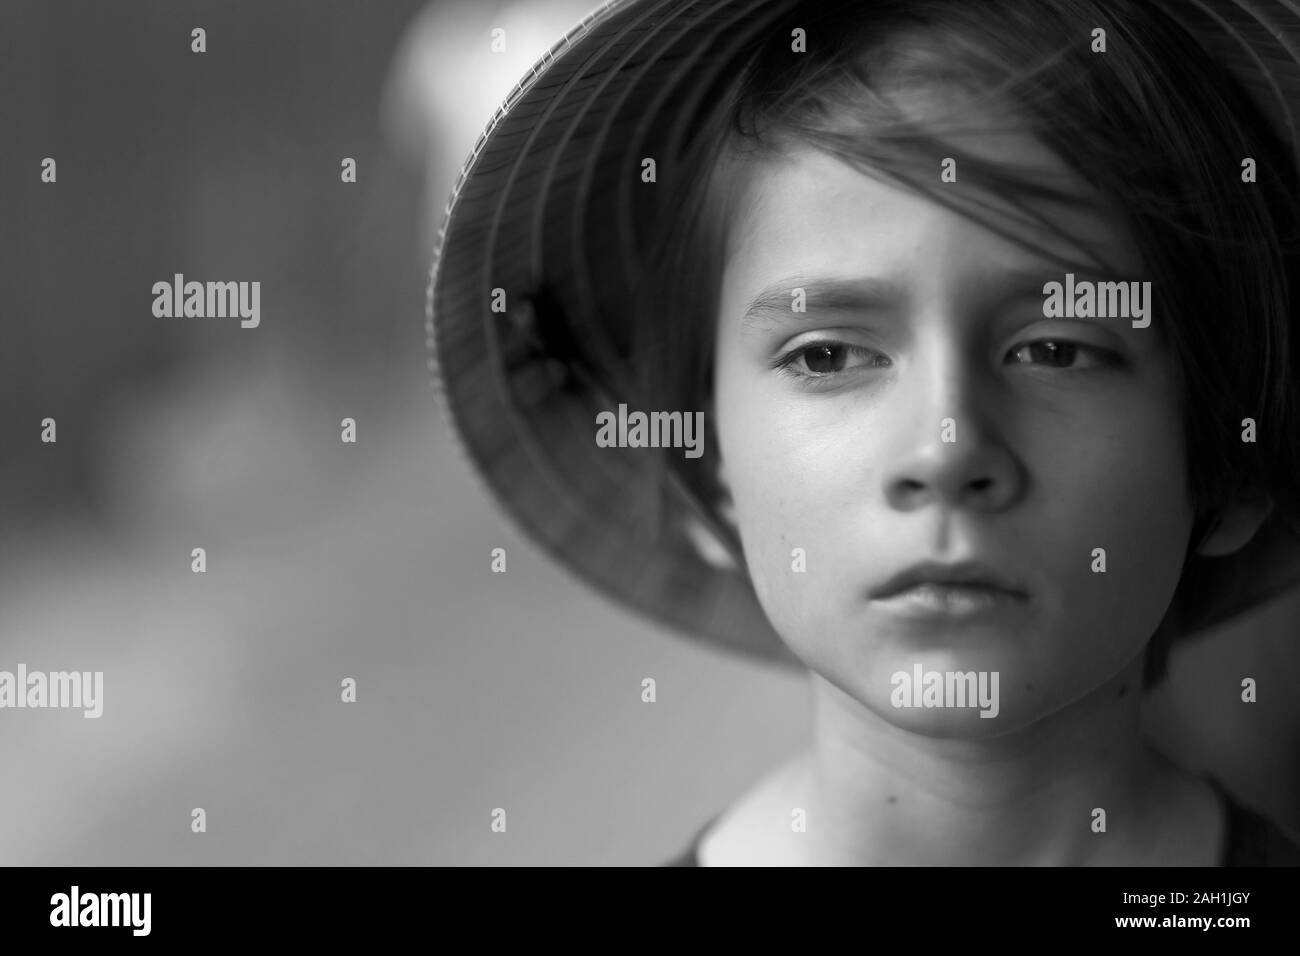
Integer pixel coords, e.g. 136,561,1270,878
871,582,1028,619
869,561,1030,620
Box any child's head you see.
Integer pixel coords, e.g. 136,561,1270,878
634,0,1300,734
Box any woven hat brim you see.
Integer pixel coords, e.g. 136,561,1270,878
428,0,1300,665
428,0,802,665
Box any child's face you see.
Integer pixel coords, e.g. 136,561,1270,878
711,133,1194,736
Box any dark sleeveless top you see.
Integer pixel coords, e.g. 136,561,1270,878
661,777,1300,866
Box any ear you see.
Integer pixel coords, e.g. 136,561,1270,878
698,389,737,533
713,448,738,533
1193,486,1274,558
681,411,742,570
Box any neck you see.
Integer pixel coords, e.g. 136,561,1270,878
800,654,1170,865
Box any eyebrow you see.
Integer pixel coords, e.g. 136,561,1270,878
737,267,1122,333
739,276,907,334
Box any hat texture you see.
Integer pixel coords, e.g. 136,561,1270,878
426,0,1300,666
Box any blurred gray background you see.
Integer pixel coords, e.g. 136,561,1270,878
0,0,1295,866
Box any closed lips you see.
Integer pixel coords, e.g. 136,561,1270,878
871,562,1027,599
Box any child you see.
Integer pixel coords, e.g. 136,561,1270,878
427,0,1300,864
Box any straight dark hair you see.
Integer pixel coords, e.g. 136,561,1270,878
628,0,1300,685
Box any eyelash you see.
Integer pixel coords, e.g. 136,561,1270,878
772,339,1124,383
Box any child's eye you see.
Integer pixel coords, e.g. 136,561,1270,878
1005,339,1121,370
775,342,891,379
773,338,1122,385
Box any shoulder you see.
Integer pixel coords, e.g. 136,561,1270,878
659,807,719,866
659,829,707,866
1219,787,1300,866
668,752,812,867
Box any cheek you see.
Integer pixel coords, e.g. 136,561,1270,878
713,373,859,637
1039,403,1193,664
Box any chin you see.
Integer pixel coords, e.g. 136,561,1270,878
867,695,1033,739
843,660,1050,739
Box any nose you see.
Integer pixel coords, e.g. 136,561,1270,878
881,334,1024,514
